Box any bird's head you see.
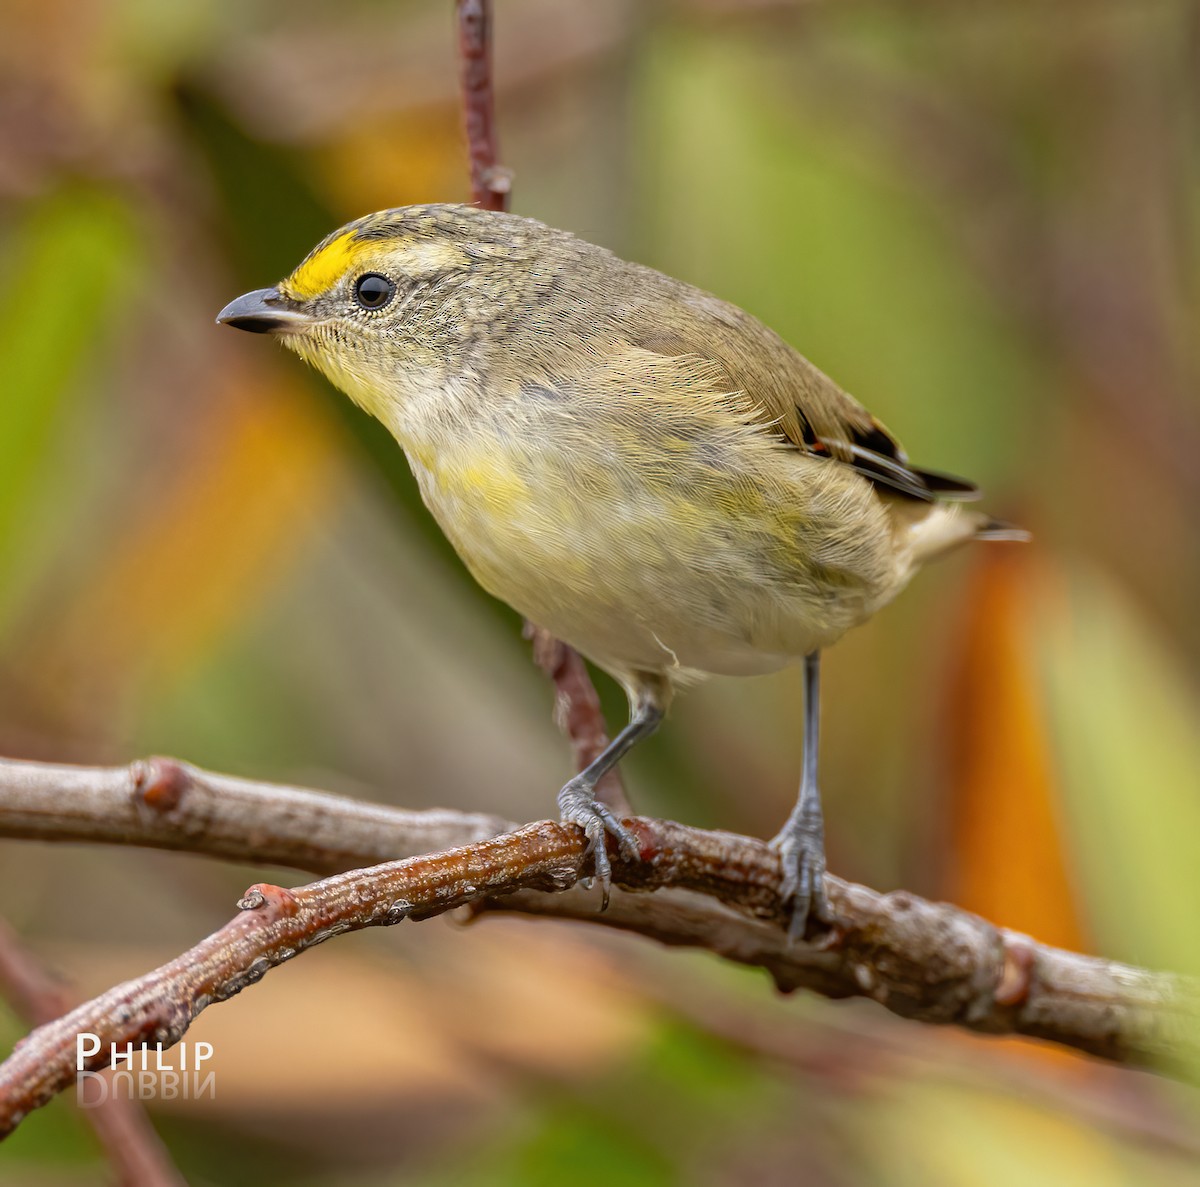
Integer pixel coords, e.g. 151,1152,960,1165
217,204,547,424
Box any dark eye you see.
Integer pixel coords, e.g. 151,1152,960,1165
353,273,396,311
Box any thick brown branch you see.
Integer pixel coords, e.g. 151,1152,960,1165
0,754,1195,1142
0,754,507,873
0,823,578,1139
0,916,185,1185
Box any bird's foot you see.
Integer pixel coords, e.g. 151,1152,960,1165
771,805,832,942
557,776,641,907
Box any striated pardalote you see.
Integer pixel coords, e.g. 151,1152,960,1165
218,205,1025,935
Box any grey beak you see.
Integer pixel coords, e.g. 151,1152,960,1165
216,287,311,334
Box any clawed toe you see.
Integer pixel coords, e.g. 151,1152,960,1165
558,778,640,907
773,819,832,942
784,854,830,941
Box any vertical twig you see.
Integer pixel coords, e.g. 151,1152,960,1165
524,627,632,814
456,0,512,212
454,0,630,814
0,916,185,1186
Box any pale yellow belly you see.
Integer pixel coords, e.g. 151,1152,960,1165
405,433,903,685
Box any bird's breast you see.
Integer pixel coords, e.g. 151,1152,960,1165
398,410,907,681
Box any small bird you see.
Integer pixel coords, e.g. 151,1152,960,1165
218,204,1025,935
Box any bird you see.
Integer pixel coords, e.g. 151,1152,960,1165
218,203,1025,936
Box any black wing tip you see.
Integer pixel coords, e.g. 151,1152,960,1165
830,443,981,503
911,466,981,502
814,418,982,503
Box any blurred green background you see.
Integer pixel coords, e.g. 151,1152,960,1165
2,0,1199,1183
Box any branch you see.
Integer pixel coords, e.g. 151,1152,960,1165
524,625,631,815
455,0,629,813
456,0,511,211
0,755,1195,1140
0,916,185,1185
0,754,507,873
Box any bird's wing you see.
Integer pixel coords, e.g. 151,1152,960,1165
624,287,979,503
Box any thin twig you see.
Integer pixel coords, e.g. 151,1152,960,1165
0,916,185,1185
0,753,1194,1143
524,626,632,814
456,0,511,211
455,0,628,811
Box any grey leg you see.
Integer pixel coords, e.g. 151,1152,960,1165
772,651,832,937
557,682,664,904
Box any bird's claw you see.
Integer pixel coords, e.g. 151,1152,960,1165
558,777,640,907
772,810,832,942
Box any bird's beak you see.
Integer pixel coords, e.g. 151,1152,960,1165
216,287,312,335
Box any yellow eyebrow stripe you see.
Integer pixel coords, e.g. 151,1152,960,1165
281,230,371,300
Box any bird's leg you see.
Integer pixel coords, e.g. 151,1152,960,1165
557,680,664,904
772,651,832,938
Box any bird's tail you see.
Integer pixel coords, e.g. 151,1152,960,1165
901,503,1030,566
975,517,1032,543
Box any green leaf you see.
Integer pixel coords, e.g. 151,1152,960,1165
1039,566,1200,983
0,187,139,622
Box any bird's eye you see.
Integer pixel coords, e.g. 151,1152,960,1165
353,273,396,311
